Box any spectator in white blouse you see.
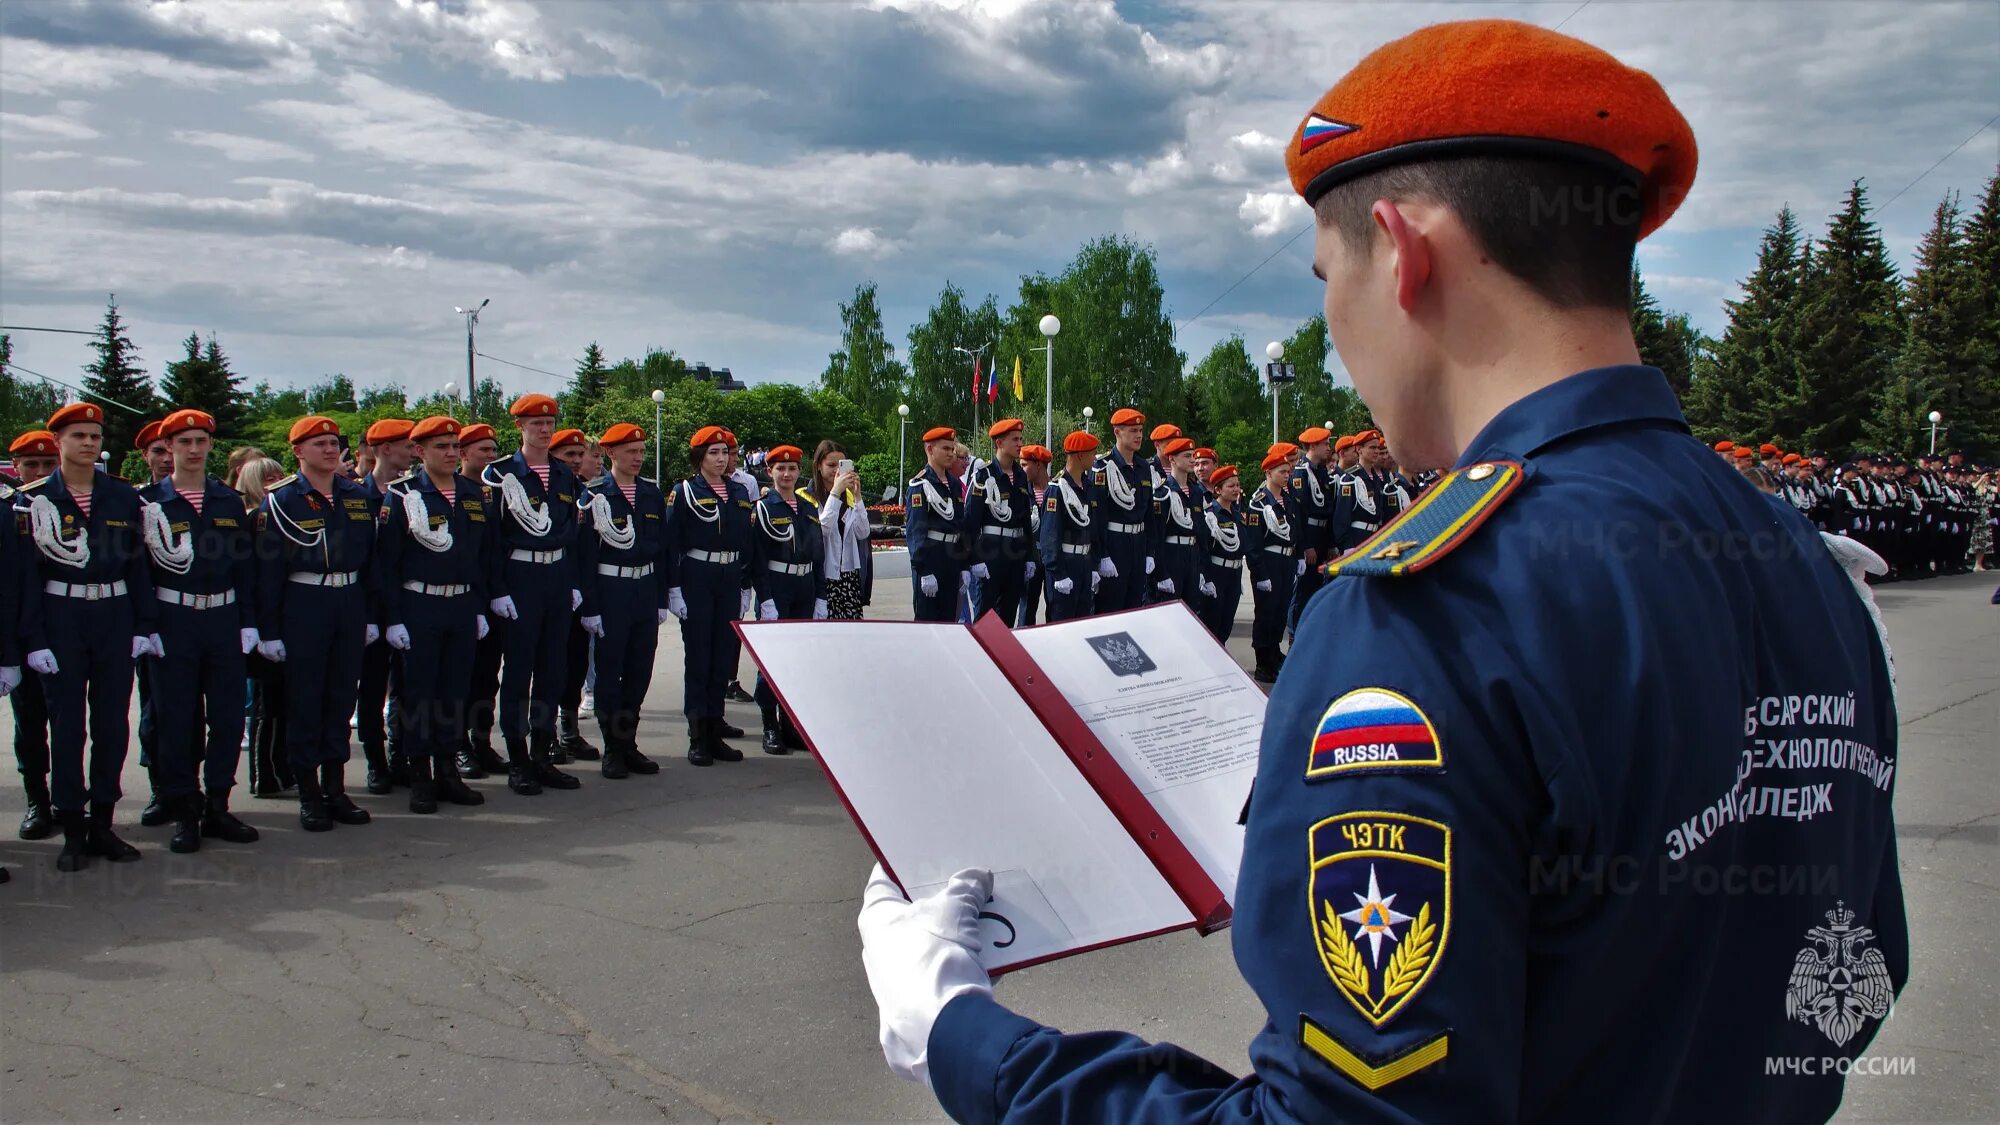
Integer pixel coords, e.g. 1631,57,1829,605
809,440,872,620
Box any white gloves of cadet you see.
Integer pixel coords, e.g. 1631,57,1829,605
581,615,604,637
364,624,381,647
1053,576,1074,595
240,628,261,655
1145,555,1156,575
385,624,412,651
970,563,990,580
1255,578,1273,592
1024,562,1036,581
1199,576,1217,597
667,587,688,620
919,574,939,597
256,640,287,663
740,588,754,619
858,865,996,1088
1089,572,1101,593
1156,577,1175,595
0,666,19,696
571,588,583,612
476,614,490,640
813,598,830,620
759,600,779,621
131,636,154,660
1097,558,1118,579
1296,559,1307,576
27,649,59,675
489,595,519,620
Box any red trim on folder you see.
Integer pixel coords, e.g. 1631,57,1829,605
968,610,1233,936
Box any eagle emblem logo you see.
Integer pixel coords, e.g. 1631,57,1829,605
1785,901,1893,1047
1085,632,1156,678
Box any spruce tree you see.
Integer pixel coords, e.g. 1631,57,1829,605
161,331,246,435
1794,183,1903,455
1957,168,2000,455
1631,267,1697,398
1871,193,1993,455
81,295,155,453
1686,207,1805,443
570,342,610,409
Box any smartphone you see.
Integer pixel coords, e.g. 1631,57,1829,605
838,458,854,475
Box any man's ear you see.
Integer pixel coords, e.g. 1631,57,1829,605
1373,199,1432,314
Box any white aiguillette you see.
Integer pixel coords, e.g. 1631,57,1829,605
736,602,1261,974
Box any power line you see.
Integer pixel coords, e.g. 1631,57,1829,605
1551,0,1593,32
1178,222,1312,330
1877,112,1999,211
0,325,97,336
1,362,148,414
474,351,566,381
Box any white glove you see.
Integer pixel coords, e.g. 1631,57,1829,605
1097,558,1117,579
667,588,688,620
858,865,995,1088
571,588,583,612
489,595,519,620
1256,579,1273,592
1200,576,1216,597
920,573,939,597
256,639,287,662
476,614,490,640
149,633,165,658
1089,572,1100,592
385,624,412,650
1297,559,1308,576
1053,576,1074,595
740,588,754,618
580,615,604,637
813,598,830,620
759,599,779,621
27,649,59,675
0,666,19,695
1024,562,1036,580
132,636,153,660
364,624,381,647
1156,577,1175,594
657,607,672,625
240,627,261,655
970,563,990,580
1145,555,1155,575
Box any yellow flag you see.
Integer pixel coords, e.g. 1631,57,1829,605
1012,355,1024,400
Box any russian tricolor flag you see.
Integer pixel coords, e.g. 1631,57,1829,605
1310,688,1436,771
1299,113,1358,154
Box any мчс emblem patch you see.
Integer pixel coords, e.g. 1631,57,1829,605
1309,812,1450,1028
1307,688,1442,779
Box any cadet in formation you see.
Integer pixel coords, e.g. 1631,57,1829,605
1038,431,1101,623
904,426,968,623
576,423,666,779
356,417,416,794
1149,436,1206,609
8,429,60,844
967,419,1034,627
454,422,509,779
1286,427,1337,634
550,426,602,764
749,443,826,754
1091,409,1153,612
1199,464,1247,641
1244,443,1300,682
1014,444,1052,626
664,425,753,766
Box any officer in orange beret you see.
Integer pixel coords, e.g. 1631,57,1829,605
1286,427,1338,635
1242,443,1300,682
1190,447,1218,505
16,403,157,871
6,430,59,841
1037,431,1102,622
452,422,509,778
549,425,601,765
746,443,826,754
256,415,377,832
663,424,754,765
1015,444,1054,626
1146,423,1184,503
138,408,262,851
8,429,59,485
885,20,1903,1124
967,418,1035,627
1092,408,1155,611
375,415,491,812
576,422,667,777
1149,436,1206,607
481,393,584,793
354,417,417,795
1199,464,1248,641
906,425,970,622
130,417,178,827
137,421,173,484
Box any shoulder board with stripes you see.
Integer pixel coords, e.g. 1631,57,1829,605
15,476,48,492
1324,460,1524,579
269,474,297,490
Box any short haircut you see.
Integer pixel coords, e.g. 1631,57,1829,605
1313,154,1638,310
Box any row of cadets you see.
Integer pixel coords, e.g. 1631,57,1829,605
662,425,754,766
1333,428,1412,556
748,444,826,754
5,430,59,848
1199,463,1248,641
905,425,967,623
1038,431,1102,622
1149,436,1207,608
480,394,583,796
1243,442,1301,683
967,419,1036,627
138,409,261,851
551,426,603,764
375,415,492,813
1015,443,1053,626
454,423,510,780
132,420,174,826
1286,427,1337,638
256,414,376,832
576,423,667,779
356,417,416,795
1092,409,1154,611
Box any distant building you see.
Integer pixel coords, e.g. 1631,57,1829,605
687,362,747,393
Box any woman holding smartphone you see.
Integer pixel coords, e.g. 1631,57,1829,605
807,441,871,620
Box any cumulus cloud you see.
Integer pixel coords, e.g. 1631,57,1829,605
829,228,897,258
172,130,315,163
1238,191,1305,238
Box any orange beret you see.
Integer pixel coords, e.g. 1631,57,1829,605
1193,447,1217,461
134,421,165,449
988,418,1024,440
1161,437,1195,458
1262,444,1298,472
1149,423,1182,443
288,416,341,445
1286,19,1696,241
9,430,56,457
509,393,559,419
48,402,105,432
550,428,586,450
158,409,215,441
1109,408,1145,428
1781,453,1802,465
766,444,803,464
1714,440,1734,452
458,423,498,446
1019,444,1054,464
1297,427,1332,446
1353,429,1383,446
1062,431,1100,454
1334,434,1357,452
1732,447,1754,460
364,418,414,446
922,426,956,444
1759,443,1781,456
599,422,645,448
689,424,735,450
409,415,460,443
1208,465,1239,487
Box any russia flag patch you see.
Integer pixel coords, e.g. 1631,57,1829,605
1299,113,1359,154
1307,687,1442,778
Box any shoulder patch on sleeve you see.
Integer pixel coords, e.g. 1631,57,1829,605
1324,461,1523,579
1308,688,1442,778
1309,811,1450,1029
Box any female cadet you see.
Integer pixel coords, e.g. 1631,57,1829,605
376,416,490,814
1016,444,1053,626
576,423,667,780
453,423,508,779
1199,465,1248,642
1242,443,1300,684
1149,436,1206,609
664,425,753,766
1037,431,1100,623
750,444,828,754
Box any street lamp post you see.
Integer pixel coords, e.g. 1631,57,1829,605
443,381,458,421
1928,410,1943,455
897,403,911,497
1264,341,1293,443
651,389,666,481
1039,315,1061,450
1081,405,1093,435
453,298,489,396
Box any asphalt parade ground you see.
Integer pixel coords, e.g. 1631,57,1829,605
1,572,1994,1123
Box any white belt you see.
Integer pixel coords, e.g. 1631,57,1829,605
1350,520,1375,531
767,561,814,576
509,548,565,564
157,588,236,610
597,563,655,579
45,579,128,600
1306,517,1328,527
1059,543,1091,556
981,526,1025,539
1208,556,1243,569
925,530,960,543
1106,521,1143,535
686,549,739,564
1263,544,1292,554
403,580,472,597
1165,535,1195,546
288,571,360,588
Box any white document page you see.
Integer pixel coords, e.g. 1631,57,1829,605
739,621,1196,971
1013,604,1259,904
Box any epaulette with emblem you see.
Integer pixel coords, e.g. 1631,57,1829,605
270,474,298,490
15,475,49,492
1324,461,1524,579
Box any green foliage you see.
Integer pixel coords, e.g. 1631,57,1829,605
1,333,64,440
822,282,908,423
1189,336,1265,435
996,236,1185,428
1793,182,1904,454
81,295,155,453
1632,269,1702,399
160,331,248,435
906,282,1005,434
1686,207,1808,444
1874,190,1999,455
854,452,901,500
1210,420,1268,485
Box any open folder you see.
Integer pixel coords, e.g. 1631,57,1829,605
737,602,1263,974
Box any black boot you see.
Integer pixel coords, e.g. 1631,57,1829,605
597,716,629,779
1250,647,1277,684
433,751,484,806
388,744,411,788
471,733,507,774
560,710,601,762
170,794,203,854
621,714,659,776
725,679,755,704
140,780,172,827
18,779,54,840
686,718,713,767
456,741,487,780
705,716,744,763
363,743,393,795
322,764,372,825
718,717,747,739
86,804,142,862
407,754,438,815
505,737,542,795
297,774,334,832
781,713,808,753
201,788,260,844
761,711,788,755
54,810,90,872
530,734,581,790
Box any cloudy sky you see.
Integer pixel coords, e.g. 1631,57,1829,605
2,0,1995,408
